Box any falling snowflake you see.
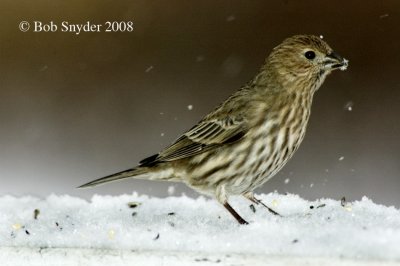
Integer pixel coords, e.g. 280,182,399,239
145,66,154,73
167,186,175,196
196,56,204,62
344,101,354,111
226,15,236,22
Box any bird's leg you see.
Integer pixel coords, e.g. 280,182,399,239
243,192,282,216
223,202,249,225
216,184,248,225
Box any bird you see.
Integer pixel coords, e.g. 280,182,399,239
79,35,348,224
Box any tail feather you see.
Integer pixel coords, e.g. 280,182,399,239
78,167,148,188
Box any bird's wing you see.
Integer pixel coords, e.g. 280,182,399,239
139,116,246,165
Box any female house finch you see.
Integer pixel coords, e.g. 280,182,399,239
79,35,348,224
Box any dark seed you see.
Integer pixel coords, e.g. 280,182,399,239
249,204,256,213
25,230,30,235
317,204,326,208
153,233,160,240
292,239,298,243
167,212,175,216
341,197,346,207
309,205,314,209
33,209,40,220
128,202,141,209
55,222,63,230
132,212,137,217
195,258,209,262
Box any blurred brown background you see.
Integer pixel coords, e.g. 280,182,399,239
0,0,399,206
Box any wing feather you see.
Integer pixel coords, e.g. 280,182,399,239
139,116,246,165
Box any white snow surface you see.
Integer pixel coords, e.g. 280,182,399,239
0,193,399,261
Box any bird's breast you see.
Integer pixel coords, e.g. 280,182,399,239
239,94,312,189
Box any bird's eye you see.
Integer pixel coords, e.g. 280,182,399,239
304,51,316,60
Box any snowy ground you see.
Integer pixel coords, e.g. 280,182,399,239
0,193,399,265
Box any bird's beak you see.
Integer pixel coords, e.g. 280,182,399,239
324,51,349,71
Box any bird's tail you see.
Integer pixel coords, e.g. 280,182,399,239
78,167,149,188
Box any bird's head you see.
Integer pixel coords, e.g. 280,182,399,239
265,35,348,93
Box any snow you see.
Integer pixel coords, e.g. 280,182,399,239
145,65,154,73
340,59,349,71
167,185,175,196
196,55,204,62
1,193,400,263
226,15,236,22
2,247,398,266
344,101,354,111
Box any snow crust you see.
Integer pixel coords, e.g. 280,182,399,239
1,247,398,266
0,193,399,261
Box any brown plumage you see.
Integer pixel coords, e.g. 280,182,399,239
79,35,348,224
